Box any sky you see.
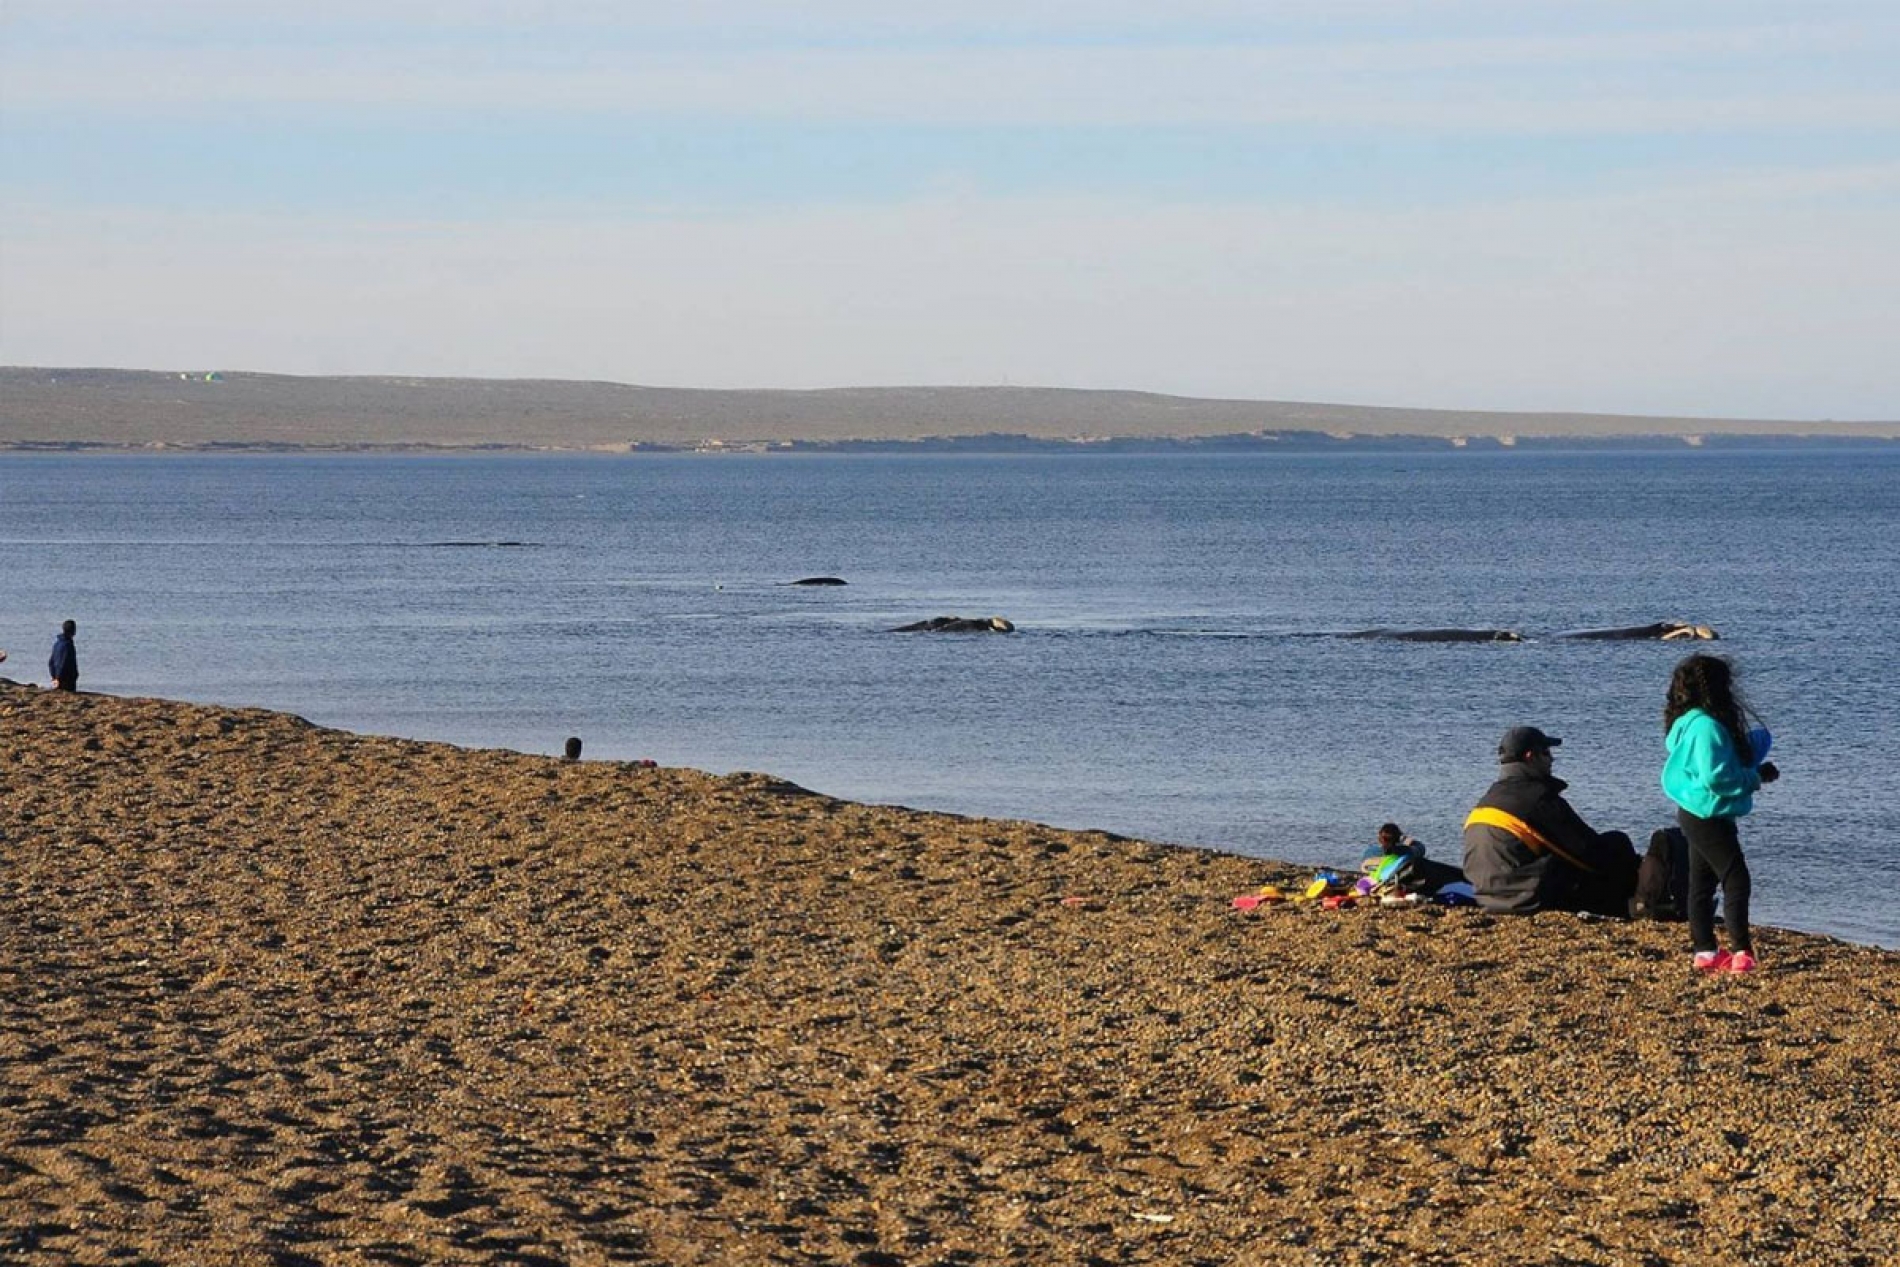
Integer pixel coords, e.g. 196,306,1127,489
2,1,1896,418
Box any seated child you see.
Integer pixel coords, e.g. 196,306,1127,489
1363,822,1468,895
1362,822,1424,872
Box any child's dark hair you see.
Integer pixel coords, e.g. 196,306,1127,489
1377,822,1403,846
1665,653,1757,761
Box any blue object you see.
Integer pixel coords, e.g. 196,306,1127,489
1748,726,1772,765
1370,853,1414,886
1663,709,1763,819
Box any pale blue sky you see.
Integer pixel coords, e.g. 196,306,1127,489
3,1,1896,417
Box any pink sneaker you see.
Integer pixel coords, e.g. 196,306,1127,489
1728,951,1758,974
1693,950,1733,973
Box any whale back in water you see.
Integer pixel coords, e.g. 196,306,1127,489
787,576,848,586
1340,628,1523,643
1559,621,1719,641
892,615,1016,634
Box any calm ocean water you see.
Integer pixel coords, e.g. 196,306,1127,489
4,448,1897,947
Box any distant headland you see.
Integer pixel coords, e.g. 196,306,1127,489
2,366,1894,453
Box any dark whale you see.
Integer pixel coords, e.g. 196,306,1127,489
892,616,1016,634
786,576,848,586
1340,628,1523,643
1559,621,1719,641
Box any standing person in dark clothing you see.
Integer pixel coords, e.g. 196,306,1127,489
48,620,78,692
1462,725,1639,916
1662,654,1779,974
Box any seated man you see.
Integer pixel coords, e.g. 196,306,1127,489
1462,726,1638,916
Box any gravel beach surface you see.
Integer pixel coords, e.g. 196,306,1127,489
4,685,1897,1265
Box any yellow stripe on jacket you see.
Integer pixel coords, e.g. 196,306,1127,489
1463,806,1600,875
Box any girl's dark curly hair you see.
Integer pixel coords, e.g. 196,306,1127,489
1664,653,1757,761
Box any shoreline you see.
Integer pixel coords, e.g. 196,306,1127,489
9,680,1884,953
5,685,1898,1264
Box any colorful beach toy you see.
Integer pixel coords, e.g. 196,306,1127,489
1231,885,1287,912
1369,852,1417,886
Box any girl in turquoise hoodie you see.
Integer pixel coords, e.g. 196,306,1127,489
1662,654,1780,973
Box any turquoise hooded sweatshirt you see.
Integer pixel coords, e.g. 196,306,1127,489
1662,708,1761,820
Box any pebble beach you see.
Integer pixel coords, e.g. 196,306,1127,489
3,684,1898,1265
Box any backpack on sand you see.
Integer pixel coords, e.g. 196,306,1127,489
1633,827,1690,921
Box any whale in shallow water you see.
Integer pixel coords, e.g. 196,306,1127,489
892,616,1016,634
1559,621,1719,641
1339,628,1523,643
786,576,848,586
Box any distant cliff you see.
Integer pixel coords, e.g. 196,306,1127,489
2,366,1893,451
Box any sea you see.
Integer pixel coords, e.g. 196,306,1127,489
4,447,1897,948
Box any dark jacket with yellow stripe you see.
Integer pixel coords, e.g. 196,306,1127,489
1461,762,1631,914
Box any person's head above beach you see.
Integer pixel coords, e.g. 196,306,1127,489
1377,822,1404,849
1498,725,1560,767
1667,652,1734,708
1665,652,1753,757
61,619,76,636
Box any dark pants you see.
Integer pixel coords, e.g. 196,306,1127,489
1679,808,1751,954
1554,829,1638,917
1405,857,1468,896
